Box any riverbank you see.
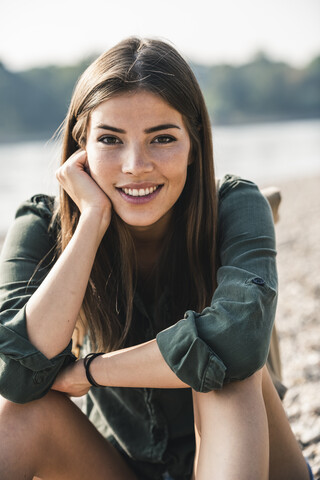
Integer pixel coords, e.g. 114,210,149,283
0,174,319,476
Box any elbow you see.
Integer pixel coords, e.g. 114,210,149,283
0,379,49,404
0,389,40,405
207,309,276,383
231,352,267,382
0,359,53,404
227,292,277,381
224,330,272,382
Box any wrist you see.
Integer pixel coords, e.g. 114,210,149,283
90,352,111,387
84,353,105,387
78,208,111,244
75,358,90,387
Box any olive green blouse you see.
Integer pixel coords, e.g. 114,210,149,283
0,175,278,480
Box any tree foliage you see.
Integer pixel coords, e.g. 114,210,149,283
0,53,319,141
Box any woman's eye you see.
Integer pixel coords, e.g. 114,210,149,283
152,135,176,144
99,135,122,145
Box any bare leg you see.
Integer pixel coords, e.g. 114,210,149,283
0,391,137,480
192,367,310,480
192,370,269,480
262,366,310,480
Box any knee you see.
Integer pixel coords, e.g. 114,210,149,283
229,368,263,392
193,368,263,404
0,394,32,425
192,369,264,434
0,394,41,455
0,390,67,435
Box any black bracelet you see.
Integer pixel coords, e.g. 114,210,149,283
84,352,105,388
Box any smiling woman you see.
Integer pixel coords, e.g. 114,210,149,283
0,37,312,480
86,91,191,230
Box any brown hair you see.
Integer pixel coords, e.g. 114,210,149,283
57,37,217,352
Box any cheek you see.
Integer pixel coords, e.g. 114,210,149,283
86,144,102,166
86,148,113,180
169,154,189,186
160,143,190,175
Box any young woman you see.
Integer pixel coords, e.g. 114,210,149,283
0,37,312,480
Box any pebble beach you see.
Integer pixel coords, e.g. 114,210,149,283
272,175,320,478
0,174,319,477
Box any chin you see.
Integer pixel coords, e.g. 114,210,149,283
114,207,172,232
123,218,159,228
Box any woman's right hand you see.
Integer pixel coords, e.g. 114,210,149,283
56,149,112,232
25,150,112,359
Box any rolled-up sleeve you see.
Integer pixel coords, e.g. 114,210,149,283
157,176,278,392
0,196,76,403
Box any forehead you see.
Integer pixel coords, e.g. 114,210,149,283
89,90,184,128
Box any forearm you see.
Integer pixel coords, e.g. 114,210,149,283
91,339,189,389
26,209,107,359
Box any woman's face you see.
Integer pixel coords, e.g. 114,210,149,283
86,90,191,237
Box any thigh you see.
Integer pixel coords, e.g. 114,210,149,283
0,391,138,480
262,366,310,480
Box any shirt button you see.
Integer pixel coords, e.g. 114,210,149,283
252,277,265,286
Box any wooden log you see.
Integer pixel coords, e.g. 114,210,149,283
261,186,281,224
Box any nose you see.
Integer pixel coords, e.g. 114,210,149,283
121,145,153,175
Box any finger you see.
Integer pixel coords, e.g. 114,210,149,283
56,149,88,182
70,149,88,168
84,158,90,174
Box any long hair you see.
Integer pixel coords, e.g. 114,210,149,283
56,37,217,352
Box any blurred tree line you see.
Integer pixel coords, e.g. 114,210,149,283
0,52,319,142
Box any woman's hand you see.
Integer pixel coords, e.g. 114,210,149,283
56,149,112,233
51,359,91,397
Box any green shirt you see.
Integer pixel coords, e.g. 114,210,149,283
0,175,278,480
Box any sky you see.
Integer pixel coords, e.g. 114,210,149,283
0,0,319,71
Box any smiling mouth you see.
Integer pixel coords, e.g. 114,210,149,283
119,185,161,197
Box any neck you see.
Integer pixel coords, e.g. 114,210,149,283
127,210,172,248
127,213,173,276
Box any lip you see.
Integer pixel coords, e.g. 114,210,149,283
117,184,163,204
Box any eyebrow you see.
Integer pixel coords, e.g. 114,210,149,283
145,123,181,134
94,123,181,134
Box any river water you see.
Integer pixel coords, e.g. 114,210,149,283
0,119,319,236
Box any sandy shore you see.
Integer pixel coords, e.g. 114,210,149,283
0,175,319,476
270,175,320,477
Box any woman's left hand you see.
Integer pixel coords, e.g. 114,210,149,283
51,359,91,397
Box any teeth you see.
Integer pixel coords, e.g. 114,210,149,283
122,186,159,197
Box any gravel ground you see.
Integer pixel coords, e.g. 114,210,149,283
0,174,319,477
271,175,320,478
